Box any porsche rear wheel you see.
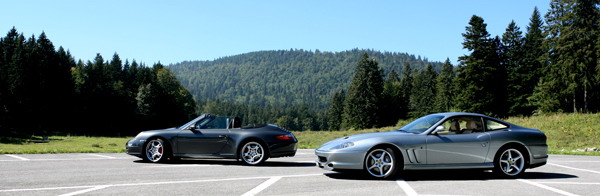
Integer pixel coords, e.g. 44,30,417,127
144,138,170,163
364,148,397,179
240,141,267,165
494,147,526,177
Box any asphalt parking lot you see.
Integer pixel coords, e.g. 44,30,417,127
0,149,598,196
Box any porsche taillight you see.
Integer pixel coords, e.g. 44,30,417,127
276,133,295,140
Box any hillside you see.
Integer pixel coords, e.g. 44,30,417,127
169,49,442,110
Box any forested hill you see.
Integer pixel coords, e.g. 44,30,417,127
169,49,442,110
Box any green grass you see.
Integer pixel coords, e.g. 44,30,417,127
0,136,129,154
0,113,598,155
506,113,600,155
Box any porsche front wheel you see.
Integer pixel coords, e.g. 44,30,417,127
144,138,169,163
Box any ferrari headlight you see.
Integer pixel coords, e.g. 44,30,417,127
332,142,354,150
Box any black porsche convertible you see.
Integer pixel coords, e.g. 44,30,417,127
126,114,297,165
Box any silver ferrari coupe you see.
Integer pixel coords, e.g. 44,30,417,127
316,112,548,178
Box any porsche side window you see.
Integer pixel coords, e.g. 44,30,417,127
194,117,214,129
198,117,228,129
485,119,508,131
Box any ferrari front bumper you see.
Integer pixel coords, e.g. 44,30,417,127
315,149,365,170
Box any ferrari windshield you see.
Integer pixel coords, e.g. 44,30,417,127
178,114,207,129
397,115,444,134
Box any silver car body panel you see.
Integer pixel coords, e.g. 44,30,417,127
316,112,548,171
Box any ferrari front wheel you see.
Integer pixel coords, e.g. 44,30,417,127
364,148,397,179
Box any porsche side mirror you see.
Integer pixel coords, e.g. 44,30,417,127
432,125,445,134
187,126,196,131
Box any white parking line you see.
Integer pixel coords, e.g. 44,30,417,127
87,154,116,159
241,176,282,196
396,178,417,196
548,163,600,174
5,154,29,161
0,173,322,193
58,185,111,196
539,182,600,185
517,179,578,196
145,164,221,168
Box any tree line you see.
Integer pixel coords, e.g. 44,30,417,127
330,0,599,130
0,28,196,137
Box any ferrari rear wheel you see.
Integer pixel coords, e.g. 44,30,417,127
494,147,526,177
240,141,267,165
365,148,397,178
144,138,169,163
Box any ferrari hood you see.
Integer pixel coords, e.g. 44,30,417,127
319,131,411,150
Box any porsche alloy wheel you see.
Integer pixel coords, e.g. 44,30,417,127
365,148,397,178
145,138,167,163
241,141,266,165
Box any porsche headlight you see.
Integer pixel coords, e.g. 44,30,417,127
331,142,354,150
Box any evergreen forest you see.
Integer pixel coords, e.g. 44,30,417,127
0,0,598,136
0,28,196,137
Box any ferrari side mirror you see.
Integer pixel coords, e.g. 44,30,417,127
432,125,446,134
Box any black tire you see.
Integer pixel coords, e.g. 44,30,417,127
364,147,398,179
239,141,268,165
493,147,527,178
143,138,171,163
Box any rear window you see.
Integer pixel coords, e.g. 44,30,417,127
485,119,509,131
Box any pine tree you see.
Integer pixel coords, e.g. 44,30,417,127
380,70,403,126
399,63,413,119
456,15,507,117
515,7,546,115
409,64,438,117
342,53,383,129
434,58,455,112
501,21,527,116
327,90,345,130
532,0,599,113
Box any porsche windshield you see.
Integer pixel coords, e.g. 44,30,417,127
397,115,444,134
178,114,206,129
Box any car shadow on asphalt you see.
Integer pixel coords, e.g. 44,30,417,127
133,159,316,167
324,169,578,181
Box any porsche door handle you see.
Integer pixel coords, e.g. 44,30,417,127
219,135,227,138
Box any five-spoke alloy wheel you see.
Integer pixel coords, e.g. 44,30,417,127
365,148,397,178
494,148,526,177
241,141,267,165
145,138,168,163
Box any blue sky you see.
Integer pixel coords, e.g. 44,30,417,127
2,0,550,65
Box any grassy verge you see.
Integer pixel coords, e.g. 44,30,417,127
506,113,600,155
0,136,129,154
0,113,598,155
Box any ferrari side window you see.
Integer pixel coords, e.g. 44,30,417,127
441,116,484,134
485,119,508,131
